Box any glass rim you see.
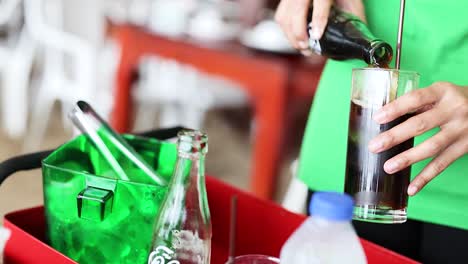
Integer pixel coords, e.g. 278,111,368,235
233,254,280,262
352,67,420,77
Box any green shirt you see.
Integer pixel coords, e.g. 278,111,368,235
299,0,468,230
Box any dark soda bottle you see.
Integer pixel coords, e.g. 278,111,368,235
307,6,393,67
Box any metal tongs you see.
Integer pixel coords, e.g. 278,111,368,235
68,101,167,186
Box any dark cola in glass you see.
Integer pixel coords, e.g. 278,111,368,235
345,68,419,223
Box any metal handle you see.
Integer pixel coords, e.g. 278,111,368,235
0,126,186,186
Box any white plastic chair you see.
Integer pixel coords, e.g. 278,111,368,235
133,55,248,131
0,0,37,139
22,0,116,150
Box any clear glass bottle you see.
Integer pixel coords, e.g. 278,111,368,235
148,130,211,264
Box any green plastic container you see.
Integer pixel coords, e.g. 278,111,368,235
42,134,177,264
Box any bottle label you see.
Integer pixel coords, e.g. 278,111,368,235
308,25,322,55
172,230,205,254
309,38,322,54
148,230,207,264
148,246,180,264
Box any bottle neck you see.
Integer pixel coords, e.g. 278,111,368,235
171,151,206,185
341,15,392,65
310,7,393,66
169,151,210,221
365,41,393,67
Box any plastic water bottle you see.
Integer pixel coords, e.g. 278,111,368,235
280,192,367,264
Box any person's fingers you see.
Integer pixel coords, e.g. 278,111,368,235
275,0,297,48
336,0,366,21
285,24,302,50
408,137,467,196
301,49,314,56
275,0,312,49
373,86,441,124
383,129,459,174
369,107,449,153
290,0,312,49
310,0,333,40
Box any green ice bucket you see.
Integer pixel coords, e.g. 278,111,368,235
42,133,177,264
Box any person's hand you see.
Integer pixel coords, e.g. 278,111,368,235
368,82,468,196
275,0,365,56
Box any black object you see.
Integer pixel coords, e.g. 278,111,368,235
307,6,393,66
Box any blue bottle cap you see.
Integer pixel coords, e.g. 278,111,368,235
309,192,354,221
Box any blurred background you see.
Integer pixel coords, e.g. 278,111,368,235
0,0,324,219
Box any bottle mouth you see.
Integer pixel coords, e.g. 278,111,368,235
177,129,208,154
367,41,393,67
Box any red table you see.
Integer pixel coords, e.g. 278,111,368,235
110,24,324,200
4,177,420,264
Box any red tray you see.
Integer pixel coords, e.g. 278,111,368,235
3,177,419,264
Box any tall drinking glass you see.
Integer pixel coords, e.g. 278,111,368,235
344,68,419,224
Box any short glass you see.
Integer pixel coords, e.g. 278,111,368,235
344,68,419,224
227,255,280,264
